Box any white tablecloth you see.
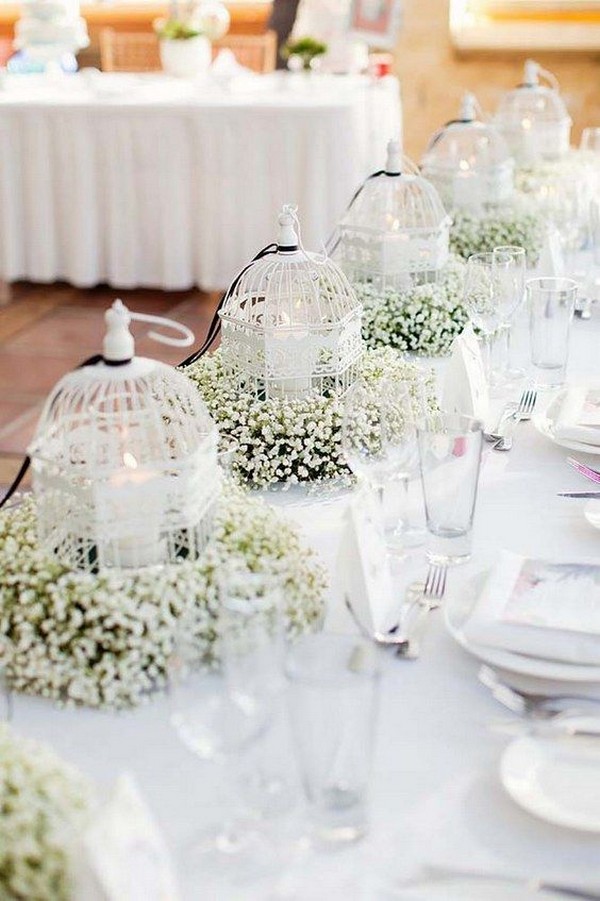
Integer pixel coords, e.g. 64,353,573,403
0,72,401,291
11,315,600,898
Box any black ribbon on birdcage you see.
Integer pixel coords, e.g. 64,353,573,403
326,169,400,257
179,242,279,368
0,353,105,511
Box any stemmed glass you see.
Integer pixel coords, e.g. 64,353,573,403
493,245,527,382
168,571,285,886
463,249,524,390
341,378,418,549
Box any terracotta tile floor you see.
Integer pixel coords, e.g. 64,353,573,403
0,282,220,490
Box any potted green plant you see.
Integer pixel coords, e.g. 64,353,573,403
282,36,328,72
154,15,211,78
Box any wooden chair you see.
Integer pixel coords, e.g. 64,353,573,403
212,31,277,74
100,28,277,76
100,28,161,73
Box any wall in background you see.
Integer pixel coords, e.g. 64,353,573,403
396,0,600,159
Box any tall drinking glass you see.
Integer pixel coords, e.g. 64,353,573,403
527,277,578,389
286,633,380,844
417,413,483,565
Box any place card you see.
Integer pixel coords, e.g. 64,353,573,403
75,773,181,901
442,323,489,424
337,487,395,630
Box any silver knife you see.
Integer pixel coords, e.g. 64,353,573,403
558,491,600,498
415,866,600,899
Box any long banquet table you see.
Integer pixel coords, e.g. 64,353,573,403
11,313,600,898
0,71,400,292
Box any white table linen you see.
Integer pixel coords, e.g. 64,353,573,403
0,72,401,291
11,314,600,898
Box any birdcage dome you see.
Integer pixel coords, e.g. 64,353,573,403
29,300,220,572
334,141,451,292
421,93,514,211
218,206,362,400
494,60,572,163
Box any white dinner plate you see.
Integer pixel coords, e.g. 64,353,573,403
533,390,600,455
501,728,600,832
444,572,600,683
388,876,567,899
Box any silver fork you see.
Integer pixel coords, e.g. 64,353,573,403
479,665,600,719
400,562,448,660
493,388,537,452
344,595,409,652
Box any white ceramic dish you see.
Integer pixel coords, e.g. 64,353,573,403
533,391,600,456
501,728,600,832
444,572,600,683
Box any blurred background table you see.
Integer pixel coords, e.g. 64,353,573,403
0,71,400,291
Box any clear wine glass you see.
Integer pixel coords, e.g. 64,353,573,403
493,245,527,383
168,587,283,887
463,249,522,389
342,378,418,550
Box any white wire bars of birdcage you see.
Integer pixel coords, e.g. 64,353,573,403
494,60,572,165
332,141,452,294
28,300,220,573
218,205,363,401
421,93,515,214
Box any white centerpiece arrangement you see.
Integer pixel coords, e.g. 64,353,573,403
422,94,546,265
182,205,437,485
0,302,325,709
154,0,230,78
14,0,89,69
329,141,468,357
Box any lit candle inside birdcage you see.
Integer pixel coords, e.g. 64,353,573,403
333,140,451,294
421,93,514,213
218,206,362,401
28,300,220,572
494,60,572,165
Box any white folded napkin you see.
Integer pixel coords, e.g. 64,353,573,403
74,773,181,901
554,386,600,446
462,550,600,665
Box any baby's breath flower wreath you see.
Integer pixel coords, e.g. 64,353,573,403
186,346,437,487
449,201,545,263
0,725,91,900
356,256,468,357
0,487,325,710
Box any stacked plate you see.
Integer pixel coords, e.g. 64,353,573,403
444,556,600,835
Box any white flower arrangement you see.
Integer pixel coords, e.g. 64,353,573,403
356,256,467,357
449,200,545,263
0,487,326,710
185,347,437,487
514,149,596,198
0,725,91,900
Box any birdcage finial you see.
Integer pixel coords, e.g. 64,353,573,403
459,92,477,121
385,140,402,175
278,205,299,252
103,299,135,363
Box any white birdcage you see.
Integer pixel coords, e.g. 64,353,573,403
219,206,363,400
333,141,451,293
29,300,220,572
421,93,514,213
494,60,572,165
